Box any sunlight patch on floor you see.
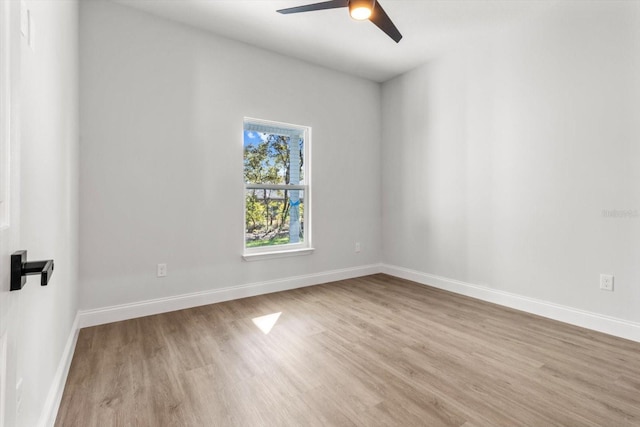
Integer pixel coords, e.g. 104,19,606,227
252,312,282,334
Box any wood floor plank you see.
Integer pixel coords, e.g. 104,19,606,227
56,274,640,426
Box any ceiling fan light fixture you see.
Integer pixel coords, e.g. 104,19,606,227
350,7,371,20
277,0,401,43
349,0,374,20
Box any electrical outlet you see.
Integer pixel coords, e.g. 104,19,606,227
600,274,614,291
355,242,361,253
157,263,167,278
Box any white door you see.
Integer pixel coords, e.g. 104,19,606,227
0,1,22,426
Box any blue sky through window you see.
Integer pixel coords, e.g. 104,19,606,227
243,130,263,147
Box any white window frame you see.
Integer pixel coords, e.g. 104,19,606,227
242,117,313,261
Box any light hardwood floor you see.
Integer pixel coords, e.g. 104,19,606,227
56,274,640,426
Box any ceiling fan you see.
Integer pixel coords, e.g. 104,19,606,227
277,0,403,43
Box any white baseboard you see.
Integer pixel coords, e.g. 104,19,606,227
79,264,382,328
381,264,640,343
38,312,80,427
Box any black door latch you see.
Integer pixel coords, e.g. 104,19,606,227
10,250,54,291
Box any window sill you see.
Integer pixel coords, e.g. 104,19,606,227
242,247,315,262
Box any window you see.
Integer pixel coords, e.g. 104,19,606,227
243,118,312,259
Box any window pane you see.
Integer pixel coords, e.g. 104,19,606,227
243,131,304,185
245,189,305,248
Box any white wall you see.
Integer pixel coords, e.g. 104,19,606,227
79,0,381,310
382,1,640,323
18,0,79,425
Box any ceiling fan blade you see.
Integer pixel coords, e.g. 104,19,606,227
369,1,402,43
277,0,348,15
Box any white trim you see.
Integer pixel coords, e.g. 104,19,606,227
0,0,12,229
244,240,308,256
243,247,315,261
381,264,640,343
78,264,381,328
0,331,7,427
38,313,80,427
244,116,309,136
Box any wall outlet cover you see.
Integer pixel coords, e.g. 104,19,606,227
600,274,614,291
157,263,167,278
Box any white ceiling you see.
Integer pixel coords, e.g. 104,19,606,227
112,0,562,82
